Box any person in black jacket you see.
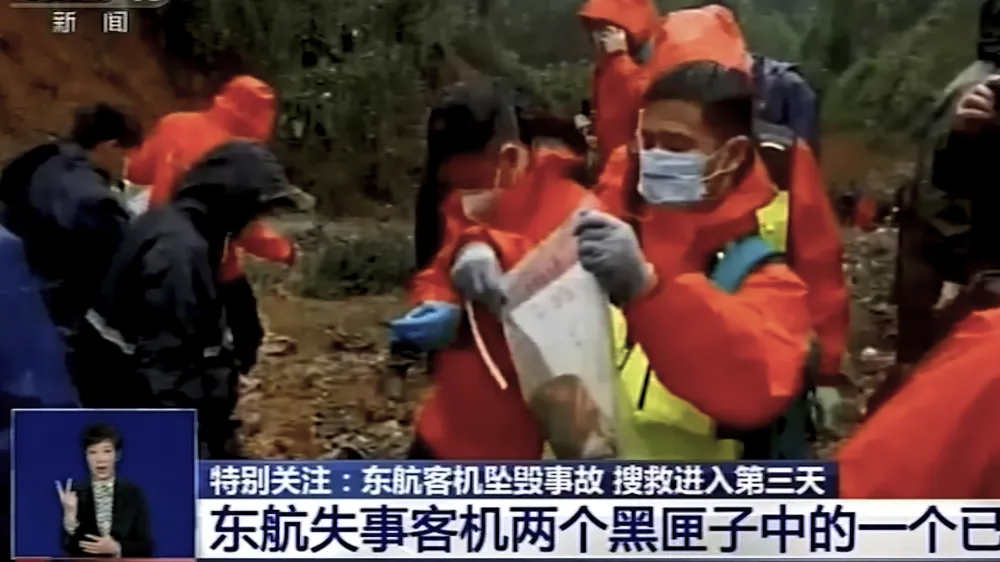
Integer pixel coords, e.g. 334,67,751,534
0,103,140,334
57,423,152,558
75,141,298,458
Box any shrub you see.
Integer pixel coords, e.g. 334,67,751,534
297,226,414,299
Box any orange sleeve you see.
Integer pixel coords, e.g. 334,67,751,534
788,143,850,378
624,263,812,428
233,220,295,265
125,121,163,186
593,53,646,163
409,223,533,305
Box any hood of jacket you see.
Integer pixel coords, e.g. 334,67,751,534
647,5,750,79
171,141,296,250
579,0,661,47
205,76,277,141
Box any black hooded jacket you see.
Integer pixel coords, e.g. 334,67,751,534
0,142,129,331
78,141,294,409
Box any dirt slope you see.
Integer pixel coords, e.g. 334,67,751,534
0,6,191,155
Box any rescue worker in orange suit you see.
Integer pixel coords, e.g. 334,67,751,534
388,79,595,460
838,271,1000,498
125,76,296,376
578,0,662,169
583,3,849,391
580,12,813,433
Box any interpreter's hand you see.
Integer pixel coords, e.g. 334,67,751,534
595,26,628,54
388,301,462,351
450,243,507,314
79,534,120,556
55,478,78,521
574,210,654,306
954,75,1000,131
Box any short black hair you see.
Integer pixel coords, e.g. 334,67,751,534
81,423,122,452
70,103,143,150
643,61,755,141
426,78,520,163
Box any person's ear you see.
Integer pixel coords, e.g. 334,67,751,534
496,142,527,189
499,142,525,168
115,451,122,463
715,135,751,177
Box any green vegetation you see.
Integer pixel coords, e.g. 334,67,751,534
297,227,415,299
150,0,978,212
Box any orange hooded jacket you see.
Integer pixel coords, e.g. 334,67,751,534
646,6,849,379
578,0,662,166
410,148,594,459
594,7,812,429
599,147,812,428
838,308,1000,498
127,76,295,282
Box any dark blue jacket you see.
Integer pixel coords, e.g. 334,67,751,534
752,55,820,156
0,142,130,331
0,224,79,557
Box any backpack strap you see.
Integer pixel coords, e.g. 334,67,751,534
710,235,783,293
753,119,796,192
711,235,801,460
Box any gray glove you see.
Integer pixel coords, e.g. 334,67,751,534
450,243,507,314
574,210,652,306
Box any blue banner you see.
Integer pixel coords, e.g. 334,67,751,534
195,498,998,557
11,409,197,558
198,460,837,500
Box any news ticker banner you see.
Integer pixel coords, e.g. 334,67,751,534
195,461,1000,558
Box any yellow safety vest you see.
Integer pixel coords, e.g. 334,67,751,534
613,193,790,460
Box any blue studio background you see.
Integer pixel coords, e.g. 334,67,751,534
11,409,197,557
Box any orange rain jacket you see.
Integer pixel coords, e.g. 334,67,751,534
578,0,662,166
598,146,812,428
647,6,850,379
838,308,1000,498
410,148,593,459
127,76,295,282
594,6,812,428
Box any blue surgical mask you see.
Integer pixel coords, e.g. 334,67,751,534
638,148,709,205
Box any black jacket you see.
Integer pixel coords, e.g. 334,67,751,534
75,141,294,413
0,142,129,331
61,478,153,558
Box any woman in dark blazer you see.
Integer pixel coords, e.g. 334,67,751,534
57,424,153,558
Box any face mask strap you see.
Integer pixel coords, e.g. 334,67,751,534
703,136,747,183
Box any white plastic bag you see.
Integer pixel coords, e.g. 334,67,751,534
121,180,151,217
500,213,618,459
